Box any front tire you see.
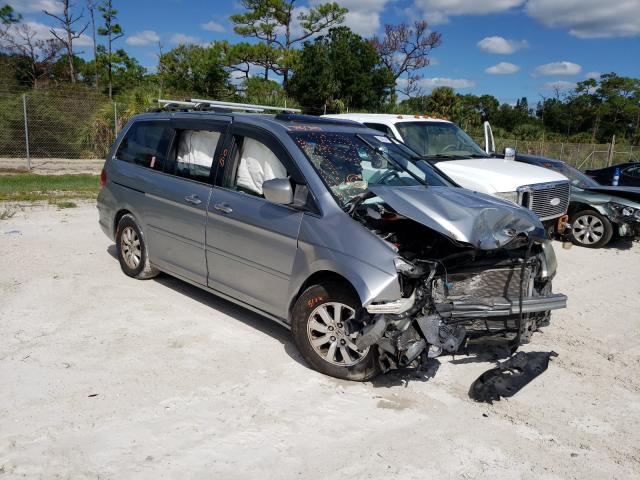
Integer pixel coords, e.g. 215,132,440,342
115,214,159,279
570,210,613,248
291,282,380,381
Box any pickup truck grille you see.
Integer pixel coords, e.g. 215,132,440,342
520,181,570,221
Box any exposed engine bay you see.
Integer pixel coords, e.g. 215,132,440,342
345,193,567,374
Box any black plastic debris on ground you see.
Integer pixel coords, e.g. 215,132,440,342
469,351,558,403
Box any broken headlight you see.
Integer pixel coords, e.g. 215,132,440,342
393,257,427,278
610,202,638,219
494,191,519,205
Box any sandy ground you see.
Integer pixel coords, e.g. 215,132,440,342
0,158,103,175
1,204,639,479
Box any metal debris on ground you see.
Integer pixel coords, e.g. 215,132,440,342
469,351,558,403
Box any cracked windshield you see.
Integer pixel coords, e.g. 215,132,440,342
292,132,450,206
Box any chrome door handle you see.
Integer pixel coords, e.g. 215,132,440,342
213,203,233,214
184,194,202,205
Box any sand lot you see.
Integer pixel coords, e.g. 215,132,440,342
1,204,639,479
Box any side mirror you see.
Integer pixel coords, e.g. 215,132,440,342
504,147,516,161
262,178,293,205
483,121,495,155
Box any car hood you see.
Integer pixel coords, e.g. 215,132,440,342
580,185,640,204
434,158,567,193
368,185,546,250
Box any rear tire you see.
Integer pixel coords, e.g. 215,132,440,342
570,210,613,248
115,214,159,279
291,282,380,381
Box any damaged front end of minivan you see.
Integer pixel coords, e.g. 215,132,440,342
344,185,566,373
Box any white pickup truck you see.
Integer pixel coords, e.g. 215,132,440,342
326,113,570,232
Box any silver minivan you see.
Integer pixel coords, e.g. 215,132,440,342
97,107,567,381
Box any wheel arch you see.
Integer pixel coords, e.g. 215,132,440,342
568,201,608,217
113,208,133,236
288,270,360,320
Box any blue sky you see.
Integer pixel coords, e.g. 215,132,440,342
7,0,640,104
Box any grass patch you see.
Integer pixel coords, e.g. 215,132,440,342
55,201,78,209
0,173,100,202
0,207,17,220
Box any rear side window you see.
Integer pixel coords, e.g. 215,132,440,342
166,129,221,183
116,122,173,170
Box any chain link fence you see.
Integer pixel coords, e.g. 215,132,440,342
1,88,639,172
0,88,116,170
483,137,640,170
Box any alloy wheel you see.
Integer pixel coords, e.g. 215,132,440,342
120,226,142,269
306,302,369,367
572,214,605,245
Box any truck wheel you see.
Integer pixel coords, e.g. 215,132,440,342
291,282,380,381
570,210,613,248
116,214,159,279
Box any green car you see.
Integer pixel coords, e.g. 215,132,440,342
516,155,640,248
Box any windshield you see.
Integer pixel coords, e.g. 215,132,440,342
291,131,452,207
539,161,599,188
395,121,488,158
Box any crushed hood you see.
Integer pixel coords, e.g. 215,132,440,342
581,185,640,204
368,185,546,250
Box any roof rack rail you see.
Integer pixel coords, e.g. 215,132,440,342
190,98,301,113
157,99,261,112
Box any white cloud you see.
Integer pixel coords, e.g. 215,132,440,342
477,36,528,54
585,71,601,79
414,77,476,89
534,61,581,76
526,0,640,38
201,21,225,33
9,0,62,13
413,0,525,24
304,0,389,37
543,80,576,91
126,30,160,47
170,33,206,46
485,62,520,74
340,0,389,36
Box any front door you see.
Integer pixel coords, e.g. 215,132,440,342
205,126,303,318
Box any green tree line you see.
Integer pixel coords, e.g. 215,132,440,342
1,0,639,159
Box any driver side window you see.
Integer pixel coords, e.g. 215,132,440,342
624,165,640,178
225,135,289,198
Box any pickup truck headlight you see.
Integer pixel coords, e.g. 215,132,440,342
494,191,519,205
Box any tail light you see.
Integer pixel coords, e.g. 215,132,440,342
100,168,107,188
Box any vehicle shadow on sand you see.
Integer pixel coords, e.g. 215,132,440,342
601,237,637,251
106,245,310,369
369,345,512,388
